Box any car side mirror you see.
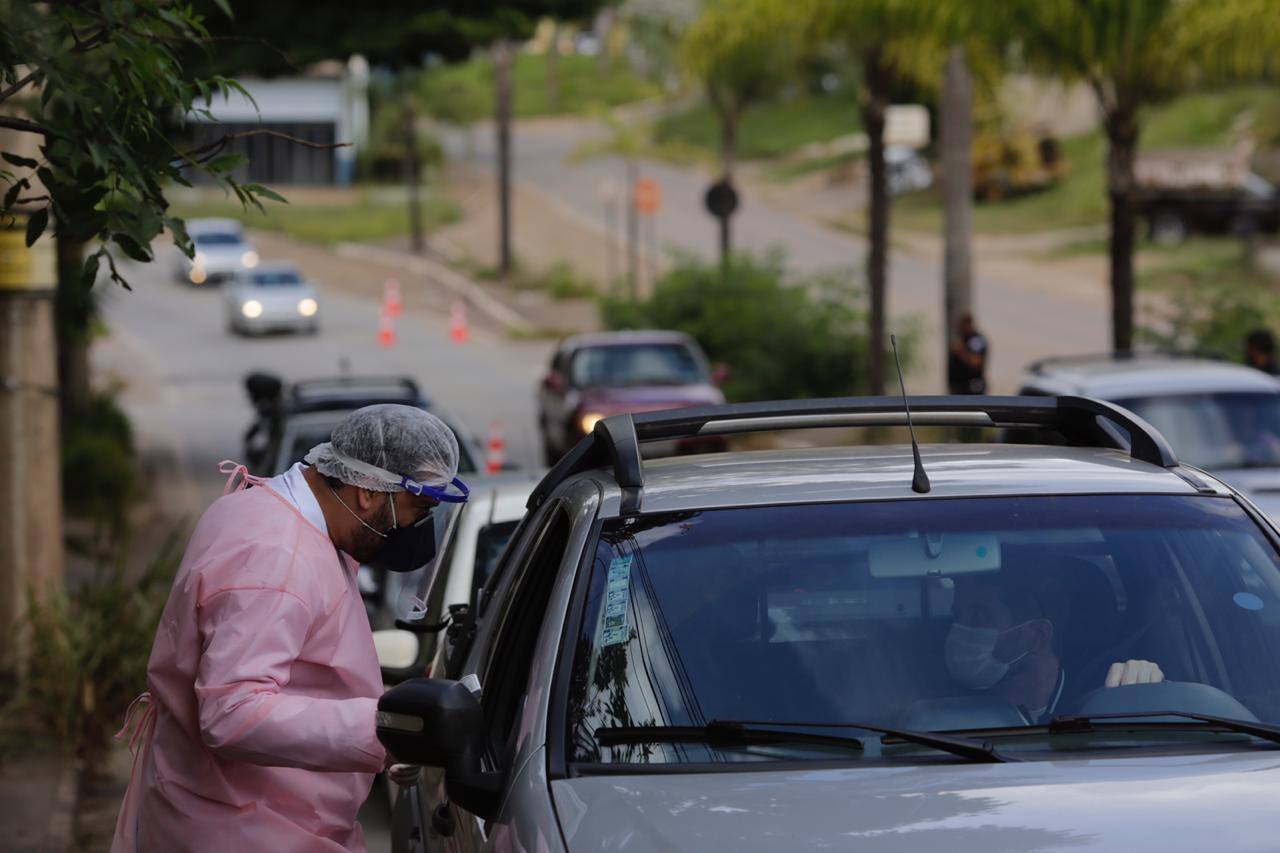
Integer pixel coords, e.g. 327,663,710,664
377,678,502,819
711,363,732,386
544,372,567,393
372,629,422,685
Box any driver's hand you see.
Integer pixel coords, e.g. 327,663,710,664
387,763,422,787
1105,659,1164,688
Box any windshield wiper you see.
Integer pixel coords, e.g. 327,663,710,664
595,719,1014,763
1048,711,1280,746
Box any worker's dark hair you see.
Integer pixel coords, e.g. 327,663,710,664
1246,328,1275,355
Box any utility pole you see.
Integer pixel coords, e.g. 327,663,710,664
0,215,63,680
494,40,515,276
403,90,425,255
941,46,974,389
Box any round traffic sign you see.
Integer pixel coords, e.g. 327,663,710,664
634,177,662,215
704,179,739,219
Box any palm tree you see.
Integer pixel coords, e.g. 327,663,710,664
999,0,1280,351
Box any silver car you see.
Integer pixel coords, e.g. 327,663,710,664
376,396,1280,852
224,262,319,335
1019,353,1280,518
174,217,258,285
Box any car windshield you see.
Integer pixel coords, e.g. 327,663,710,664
569,344,706,388
247,270,303,287
193,232,243,247
1115,392,1280,469
567,494,1280,765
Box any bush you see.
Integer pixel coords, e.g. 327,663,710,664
6,533,181,768
600,250,910,402
357,101,445,183
62,393,135,535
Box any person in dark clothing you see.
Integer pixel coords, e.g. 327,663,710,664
948,313,989,394
1244,329,1279,376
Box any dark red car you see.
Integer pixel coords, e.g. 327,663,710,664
537,330,728,465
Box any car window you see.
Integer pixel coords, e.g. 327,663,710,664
248,270,303,286
569,344,706,388
482,507,571,758
193,232,242,247
566,494,1280,765
473,520,520,598
1115,392,1280,470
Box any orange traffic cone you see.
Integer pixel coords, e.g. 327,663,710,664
449,301,470,345
383,278,403,318
377,310,396,348
485,419,507,474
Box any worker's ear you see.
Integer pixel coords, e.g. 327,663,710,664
355,487,380,511
1027,618,1053,653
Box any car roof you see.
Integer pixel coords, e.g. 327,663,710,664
560,329,698,351
465,481,537,526
580,443,1220,518
187,218,244,235
1022,356,1280,399
285,376,426,414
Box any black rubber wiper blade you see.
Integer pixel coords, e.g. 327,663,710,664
594,722,866,754
596,720,1014,763
1049,711,1280,746
716,718,1015,764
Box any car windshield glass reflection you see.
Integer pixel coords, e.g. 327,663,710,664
567,495,1280,765
249,271,304,287
194,232,242,247
1116,392,1280,470
570,344,705,388
473,520,520,594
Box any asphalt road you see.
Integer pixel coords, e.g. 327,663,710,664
446,118,1113,393
94,247,554,850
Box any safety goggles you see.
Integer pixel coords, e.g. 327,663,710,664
399,475,470,503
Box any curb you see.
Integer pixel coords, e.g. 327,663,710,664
334,242,533,334
49,761,79,852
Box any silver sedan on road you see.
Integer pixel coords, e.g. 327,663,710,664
224,262,320,336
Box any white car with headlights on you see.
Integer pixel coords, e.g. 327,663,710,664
175,218,258,285
225,263,319,335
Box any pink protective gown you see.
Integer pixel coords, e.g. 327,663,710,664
111,466,386,852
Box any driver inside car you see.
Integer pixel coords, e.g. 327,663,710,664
947,568,1164,722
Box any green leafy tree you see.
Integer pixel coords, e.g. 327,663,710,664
680,0,796,265
786,0,942,395
995,0,1280,351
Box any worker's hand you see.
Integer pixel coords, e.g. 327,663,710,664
1105,659,1165,688
386,763,422,786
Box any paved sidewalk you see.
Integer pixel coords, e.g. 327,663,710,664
0,750,77,852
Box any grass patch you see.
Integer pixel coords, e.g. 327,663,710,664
419,52,659,123
172,187,461,246
893,85,1279,236
654,91,862,161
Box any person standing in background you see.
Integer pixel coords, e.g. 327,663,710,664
948,313,989,395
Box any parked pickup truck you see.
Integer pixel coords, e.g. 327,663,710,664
1136,145,1280,244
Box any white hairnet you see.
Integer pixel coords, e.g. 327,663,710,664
305,404,459,492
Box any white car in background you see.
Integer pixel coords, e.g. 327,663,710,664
175,218,258,285
1018,353,1280,518
224,262,320,336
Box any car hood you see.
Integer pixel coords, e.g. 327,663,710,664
1214,467,1280,521
579,383,725,413
553,751,1280,852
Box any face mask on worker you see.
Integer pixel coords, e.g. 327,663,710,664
945,620,1034,690
331,488,438,573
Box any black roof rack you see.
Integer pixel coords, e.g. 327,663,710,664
527,395,1179,516
1028,349,1226,375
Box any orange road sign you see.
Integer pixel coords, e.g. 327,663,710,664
634,177,662,215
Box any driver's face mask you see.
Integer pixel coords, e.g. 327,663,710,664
945,620,1034,690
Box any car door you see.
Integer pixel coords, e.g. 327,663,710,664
541,349,572,453
396,501,575,853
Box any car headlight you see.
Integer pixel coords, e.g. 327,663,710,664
580,412,605,434
241,299,263,319
241,250,259,268
189,267,207,285
193,251,207,267
297,298,318,317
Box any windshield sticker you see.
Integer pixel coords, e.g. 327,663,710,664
1234,591,1265,611
602,555,633,646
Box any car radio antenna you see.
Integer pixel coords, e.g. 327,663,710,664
891,334,931,494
